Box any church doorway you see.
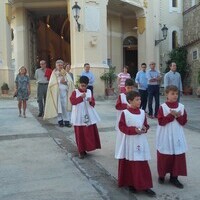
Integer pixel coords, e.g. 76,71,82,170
26,6,70,78
123,36,138,79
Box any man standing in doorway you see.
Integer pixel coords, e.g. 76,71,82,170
164,62,182,102
35,60,52,117
135,63,148,111
81,63,95,94
146,62,162,119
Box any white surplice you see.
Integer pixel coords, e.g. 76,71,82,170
115,109,151,161
71,89,100,126
156,103,188,155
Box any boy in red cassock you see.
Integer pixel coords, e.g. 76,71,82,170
115,78,134,131
115,91,156,197
70,76,101,159
156,85,187,188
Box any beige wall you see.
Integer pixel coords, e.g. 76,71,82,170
183,5,200,44
70,0,108,96
159,0,183,72
1,0,182,95
11,6,29,77
0,1,14,91
107,14,123,74
183,3,200,90
187,44,200,91
183,0,200,12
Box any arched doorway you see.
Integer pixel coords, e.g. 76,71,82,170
24,5,70,76
36,15,70,69
123,36,138,78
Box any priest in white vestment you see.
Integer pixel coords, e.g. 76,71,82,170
44,60,75,127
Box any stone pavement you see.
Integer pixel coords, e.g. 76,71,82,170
0,100,102,200
92,95,200,200
0,95,199,200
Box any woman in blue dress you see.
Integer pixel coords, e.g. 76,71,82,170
14,66,31,117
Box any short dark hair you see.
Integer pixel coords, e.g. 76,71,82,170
79,76,89,84
126,91,140,102
125,78,134,86
84,63,90,67
141,63,146,66
169,62,176,67
165,85,178,94
124,65,129,70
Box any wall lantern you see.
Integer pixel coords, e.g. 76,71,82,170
155,24,168,46
72,2,81,32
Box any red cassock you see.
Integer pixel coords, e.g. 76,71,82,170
115,93,128,110
118,108,153,190
44,68,52,81
70,89,101,154
157,101,187,178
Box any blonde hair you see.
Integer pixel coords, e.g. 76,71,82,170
18,66,27,75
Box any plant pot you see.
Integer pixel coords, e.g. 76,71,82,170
183,86,193,95
196,87,200,97
105,88,115,96
1,89,9,95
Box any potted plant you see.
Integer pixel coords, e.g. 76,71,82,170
100,66,117,96
183,85,193,95
196,71,200,97
1,82,9,94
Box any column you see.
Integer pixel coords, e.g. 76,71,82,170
0,0,14,90
137,0,160,69
69,0,108,96
13,6,28,76
152,0,161,70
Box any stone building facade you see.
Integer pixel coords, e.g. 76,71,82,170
183,0,200,92
0,0,185,96
159,0,183,74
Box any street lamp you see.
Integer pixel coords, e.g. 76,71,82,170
72,2,81,32
155,24,168,46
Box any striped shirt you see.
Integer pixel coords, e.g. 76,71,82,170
164,70,182,91
118,72,131,88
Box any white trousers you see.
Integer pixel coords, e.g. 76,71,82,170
57,88,68,122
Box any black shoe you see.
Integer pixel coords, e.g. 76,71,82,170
144,189,156,197
58,120,64,127
158,177,165,184
169,177,184,189
38,113,43,117
78,153,85,159
64,121,72,127
129,186,137,193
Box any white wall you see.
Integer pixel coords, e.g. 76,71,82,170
159,0,183,71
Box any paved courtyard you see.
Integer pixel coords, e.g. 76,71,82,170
0,95,199,200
